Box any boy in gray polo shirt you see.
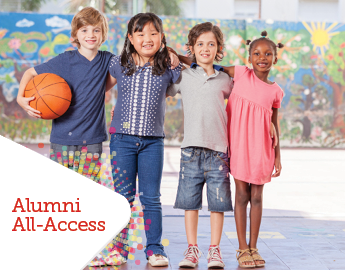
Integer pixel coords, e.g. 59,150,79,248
167,22,233,268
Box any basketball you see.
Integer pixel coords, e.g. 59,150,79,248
24,73,72,120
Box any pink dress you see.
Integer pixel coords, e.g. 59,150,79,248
226,66,284,185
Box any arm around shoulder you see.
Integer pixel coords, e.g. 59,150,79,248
222,66,235,78
178,55,192,66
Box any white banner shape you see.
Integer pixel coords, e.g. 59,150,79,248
0,135,131,270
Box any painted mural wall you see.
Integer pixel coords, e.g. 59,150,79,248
0,13,344,147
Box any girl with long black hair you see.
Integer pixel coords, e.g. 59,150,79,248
105,12,182,267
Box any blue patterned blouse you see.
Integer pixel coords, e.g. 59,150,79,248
109,55,182,137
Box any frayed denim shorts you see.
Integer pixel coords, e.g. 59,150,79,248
174,147,233,212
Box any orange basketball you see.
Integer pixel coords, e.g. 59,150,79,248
24,73,72,120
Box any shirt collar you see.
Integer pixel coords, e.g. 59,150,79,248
190,62,224,71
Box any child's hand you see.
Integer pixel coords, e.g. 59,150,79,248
272,156,282,177
111,105,115,120
169,51,180,69
270,122,278,148
17,96,41,118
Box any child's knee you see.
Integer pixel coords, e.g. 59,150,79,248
250,193,263,206
236,191,250,206
139,194,162,208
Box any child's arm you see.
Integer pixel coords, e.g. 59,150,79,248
17,67,41,118
222,66,235,78
178,54,192,66
106,72,117,120
167,47,191,67
270,122,278,148
271,108,282,177
111,106,115,120
106,72,117,92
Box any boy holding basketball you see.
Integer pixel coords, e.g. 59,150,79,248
16,7,117,266
17,7,112,155
17,7,179,267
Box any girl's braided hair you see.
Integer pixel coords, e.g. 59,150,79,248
246,31,284,55
121,13,169,76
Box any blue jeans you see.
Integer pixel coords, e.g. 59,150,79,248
110,133,166,259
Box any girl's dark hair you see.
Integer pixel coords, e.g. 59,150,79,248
121,13,169,76
246,30,284,56
186,22,224,63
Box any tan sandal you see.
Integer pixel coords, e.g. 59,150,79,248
236,249,255,268
249,248,265,267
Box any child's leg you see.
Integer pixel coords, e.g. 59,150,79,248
210,211,224,245
50,143,77,166
185,210,199,245
49,143,103,175
249,184,264,248
174,147,205,237
174,147,204,268
137,136,166,259
249,184,265,265
206,150,233,245
234,179,251,248
110,134,138,260
76,143,103,179
234,179,254,267
205,149,232,268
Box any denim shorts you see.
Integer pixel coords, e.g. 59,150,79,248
174,147,233,212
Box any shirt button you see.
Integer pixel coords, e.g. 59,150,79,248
136,143,139,146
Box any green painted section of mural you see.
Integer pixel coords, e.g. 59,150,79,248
0,13,344,147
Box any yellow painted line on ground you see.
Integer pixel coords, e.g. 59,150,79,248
225,232,286,239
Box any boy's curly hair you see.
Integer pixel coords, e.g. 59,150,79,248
246,30,284,56
186,22,224,63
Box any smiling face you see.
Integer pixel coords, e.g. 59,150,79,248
75,24,103,52
190,31,218,66
248,40,278,72
128,22,163,61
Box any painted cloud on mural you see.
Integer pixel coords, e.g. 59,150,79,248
15,19,34,27
45,16,70,28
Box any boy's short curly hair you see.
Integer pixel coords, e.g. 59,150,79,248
71,7,108,48
186,22,224,63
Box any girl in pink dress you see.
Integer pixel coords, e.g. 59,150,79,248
223,31,284,268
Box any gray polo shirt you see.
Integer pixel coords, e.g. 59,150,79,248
167,63,233,153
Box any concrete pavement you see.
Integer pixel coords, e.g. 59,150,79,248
22,144,345,269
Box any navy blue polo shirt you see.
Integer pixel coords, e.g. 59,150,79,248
35,50,113,145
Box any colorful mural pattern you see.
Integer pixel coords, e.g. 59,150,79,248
0,13,344,147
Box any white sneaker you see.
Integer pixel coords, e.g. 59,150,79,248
148,254,169,267
179,245,202,268
207,245,225,268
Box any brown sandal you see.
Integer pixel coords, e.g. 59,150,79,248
236,249,255,268
250,248,265,267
